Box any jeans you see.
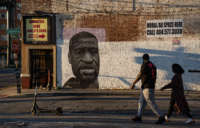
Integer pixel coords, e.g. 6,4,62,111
137,88,163,118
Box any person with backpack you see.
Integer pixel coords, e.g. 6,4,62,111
130,53,166,124
160,64,195,124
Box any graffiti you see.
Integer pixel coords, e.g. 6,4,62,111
172,39,181,45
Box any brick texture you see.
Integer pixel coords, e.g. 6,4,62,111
21,0,52,14
21,0,200,41
78,14,138,41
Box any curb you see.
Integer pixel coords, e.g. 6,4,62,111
1,87,199,99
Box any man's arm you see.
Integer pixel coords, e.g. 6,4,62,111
130,72,142,89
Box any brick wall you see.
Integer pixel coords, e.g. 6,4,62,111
21,0,200,17
77,14,138,41
21,0,51,14
21,0,200,41
21,0,200,90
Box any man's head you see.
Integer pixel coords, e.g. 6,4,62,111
142,53,150,63
68,31,100,84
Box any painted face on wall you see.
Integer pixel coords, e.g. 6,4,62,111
68,32,100,83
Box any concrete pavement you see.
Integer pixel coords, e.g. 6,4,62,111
0,68,199,127
0,87,200,128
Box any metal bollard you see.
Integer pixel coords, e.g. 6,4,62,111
16,69,21,94
31,83,40,115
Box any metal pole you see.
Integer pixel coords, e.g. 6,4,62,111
6,7,9,66
16,68,21,94
31,81,40,115
133,0,136,11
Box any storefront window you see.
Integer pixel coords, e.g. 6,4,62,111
0,12,7,19
16,3,21,9
0,6,7,10
0,35,7,41
0,24,6,30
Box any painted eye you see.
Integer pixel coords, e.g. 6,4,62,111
90,48,98,54
74,49,84,55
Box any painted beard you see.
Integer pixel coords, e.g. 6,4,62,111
71,58,100,83
78,66,98,82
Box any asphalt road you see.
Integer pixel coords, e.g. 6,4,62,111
0,90,199,128
0,68,199,128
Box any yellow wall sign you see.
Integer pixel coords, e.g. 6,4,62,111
26,18,48,42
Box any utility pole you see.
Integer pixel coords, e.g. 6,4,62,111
6,5,9,67
66,0,69,11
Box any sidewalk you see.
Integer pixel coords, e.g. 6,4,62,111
1,86,200,99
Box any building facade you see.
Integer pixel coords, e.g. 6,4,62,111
0,0,21,68
20,0,200,90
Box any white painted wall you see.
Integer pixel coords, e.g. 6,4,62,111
57,34,200,90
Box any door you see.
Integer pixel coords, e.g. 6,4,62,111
30,49,53,89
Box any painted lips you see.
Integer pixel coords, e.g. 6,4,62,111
80,69,96,75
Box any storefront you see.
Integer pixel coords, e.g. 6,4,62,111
21,15,56,89
0,0,20,68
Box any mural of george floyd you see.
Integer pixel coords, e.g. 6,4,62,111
56,19,200,90
20,0,200,90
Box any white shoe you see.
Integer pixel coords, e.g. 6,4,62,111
185,118,195,124
164,115,168,122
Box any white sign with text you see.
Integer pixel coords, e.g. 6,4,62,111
146,19,183,37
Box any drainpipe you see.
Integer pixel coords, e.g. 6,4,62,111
6,5,10,66
133,0,136,11
7,1,16,67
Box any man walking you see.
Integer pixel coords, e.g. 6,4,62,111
130,53,165,124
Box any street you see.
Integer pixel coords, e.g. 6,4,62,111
0,88,199,128
0,68,199,128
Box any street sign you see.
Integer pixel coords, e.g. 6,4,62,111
7,28,20,34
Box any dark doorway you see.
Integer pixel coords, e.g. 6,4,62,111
30,49,53,89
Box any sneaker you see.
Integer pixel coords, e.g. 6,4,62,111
155,116,165,124
185,118,195,124
131,116,142,122
164,115,168,122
